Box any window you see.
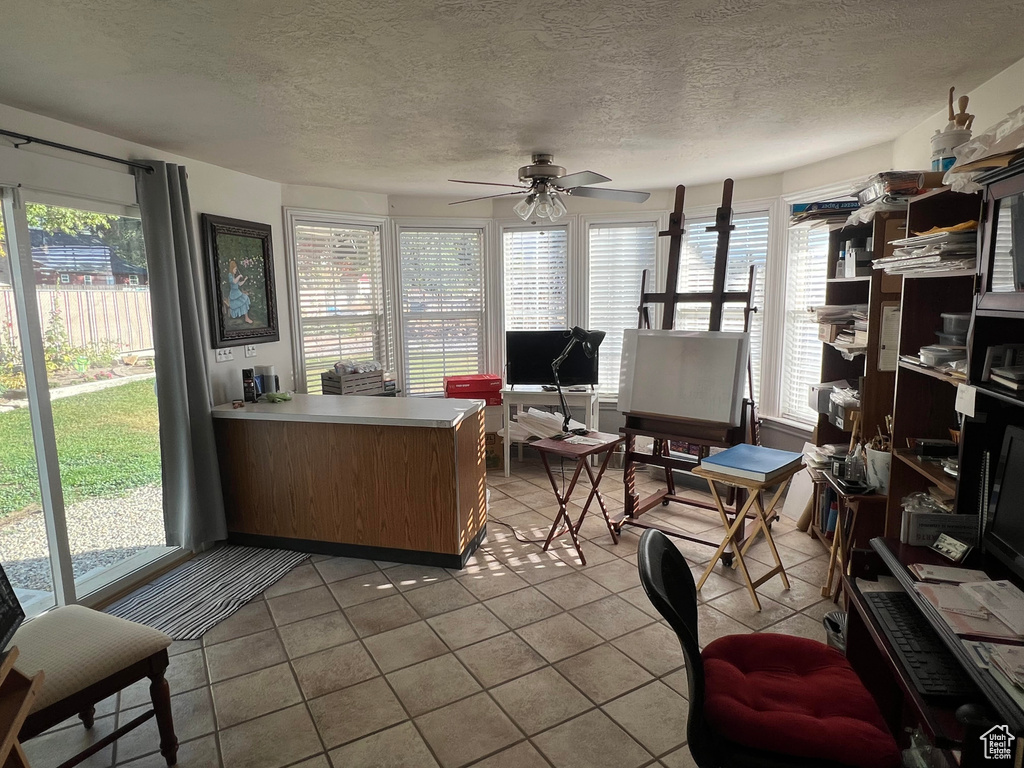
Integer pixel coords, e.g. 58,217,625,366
502,227,568,331
128,274,139,286
398,228,485,396
290,218,388,394
587,222,658,395
780,224,829,423
59,273,69,284
84,274,93,285
675,212,769,400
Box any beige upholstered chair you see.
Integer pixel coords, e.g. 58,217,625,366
13,605,178,767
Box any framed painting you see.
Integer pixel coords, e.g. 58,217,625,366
201,214,280,348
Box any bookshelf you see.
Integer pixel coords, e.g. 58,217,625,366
813,212,904,447
809,211,904,551
883,187,982,537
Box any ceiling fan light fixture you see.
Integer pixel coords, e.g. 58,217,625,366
534,191,554,220
513,193,537,220
550,191,567,221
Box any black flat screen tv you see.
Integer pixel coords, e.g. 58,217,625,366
0,564,24,654
506,330,600,387
985,425,1024,582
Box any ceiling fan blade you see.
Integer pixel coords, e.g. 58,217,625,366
449,179,530,189
566,186,651,203
449,190,530,205
554,170,611,188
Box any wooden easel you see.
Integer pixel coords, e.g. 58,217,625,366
617,180,761,560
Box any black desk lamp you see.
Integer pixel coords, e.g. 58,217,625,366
551,327,605,435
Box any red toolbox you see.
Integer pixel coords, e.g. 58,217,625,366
443,374,503,405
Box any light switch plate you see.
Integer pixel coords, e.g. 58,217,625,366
244,345,257,358
215,349,234,363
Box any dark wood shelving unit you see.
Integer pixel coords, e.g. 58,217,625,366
883,188,982,537
812,212,905,449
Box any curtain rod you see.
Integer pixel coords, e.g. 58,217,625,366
0,128,155,174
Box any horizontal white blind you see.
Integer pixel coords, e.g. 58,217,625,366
781,223,829,423
503,228,568,330
676,212,768,400
588,222,658,395
292,221,388,394
399,228,485,396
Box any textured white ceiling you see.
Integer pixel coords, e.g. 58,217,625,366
1,1,1023,195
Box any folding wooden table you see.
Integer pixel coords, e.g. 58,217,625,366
531,433,623,566
692,462,802,610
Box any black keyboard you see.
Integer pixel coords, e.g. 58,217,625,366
862,590,977,699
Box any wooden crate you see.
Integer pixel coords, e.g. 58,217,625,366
321,370,384,395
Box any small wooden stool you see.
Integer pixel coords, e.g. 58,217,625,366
531,433,623,566
692,462,802,611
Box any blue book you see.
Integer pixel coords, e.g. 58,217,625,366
700,444,803,482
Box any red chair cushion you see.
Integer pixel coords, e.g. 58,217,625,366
702,633,900,768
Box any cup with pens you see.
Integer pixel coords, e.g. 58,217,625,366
865,416,893,494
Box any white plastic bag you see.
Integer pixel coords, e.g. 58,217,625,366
943,104,1024,193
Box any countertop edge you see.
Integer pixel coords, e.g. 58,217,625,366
211,397,484,429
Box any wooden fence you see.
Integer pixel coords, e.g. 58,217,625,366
0,287,154,353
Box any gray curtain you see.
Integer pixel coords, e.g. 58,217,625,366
135,162,227,551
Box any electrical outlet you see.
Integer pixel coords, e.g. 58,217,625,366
244,345,257,358
215,349,234,363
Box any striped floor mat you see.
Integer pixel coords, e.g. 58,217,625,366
106,545,309,640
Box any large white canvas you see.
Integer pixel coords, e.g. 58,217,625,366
617,329,750,425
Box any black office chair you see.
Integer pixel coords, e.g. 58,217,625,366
636,529,900,768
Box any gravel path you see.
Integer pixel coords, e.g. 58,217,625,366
0,484,166,591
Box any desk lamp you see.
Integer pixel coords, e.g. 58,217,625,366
551,327,605,436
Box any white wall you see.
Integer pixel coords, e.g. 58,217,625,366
0,103,290,405
894,57,1024,168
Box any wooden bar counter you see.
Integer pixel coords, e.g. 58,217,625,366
212,394,487,568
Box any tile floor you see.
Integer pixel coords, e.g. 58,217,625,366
25,459,833,768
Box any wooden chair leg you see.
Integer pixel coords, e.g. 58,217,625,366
147,655,178,767
78,706,95,730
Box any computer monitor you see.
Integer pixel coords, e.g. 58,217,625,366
505,330,600,387
985,425,1024,582
0,564,24,654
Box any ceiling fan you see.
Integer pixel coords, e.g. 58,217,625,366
449,154,651,222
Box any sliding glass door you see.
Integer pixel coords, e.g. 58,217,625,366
0,194,60,616
0,187,175,613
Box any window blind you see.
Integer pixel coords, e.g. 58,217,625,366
675,212,769,400
292,221,388,394
588,222,658,395
399,228,485,396
781,223,829,423
503,227,568,331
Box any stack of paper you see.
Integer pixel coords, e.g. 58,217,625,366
513,407,585,438
991,645,1024,689
876,228,978,275
908,564,989,583
915,579,1024,641
812,304,869,324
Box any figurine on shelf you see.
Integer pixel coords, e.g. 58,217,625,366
948,86,976,131
931,86,975,172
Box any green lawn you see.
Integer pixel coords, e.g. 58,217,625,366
0,379,161,517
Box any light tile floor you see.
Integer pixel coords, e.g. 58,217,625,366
25,460,832,768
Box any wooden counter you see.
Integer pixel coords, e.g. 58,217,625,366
212,395,487,569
